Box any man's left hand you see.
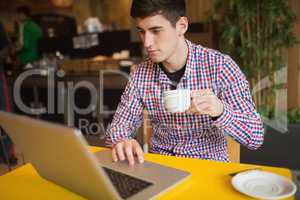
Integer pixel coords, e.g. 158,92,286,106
187,89,224,117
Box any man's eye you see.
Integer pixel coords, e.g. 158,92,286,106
152,30,161,34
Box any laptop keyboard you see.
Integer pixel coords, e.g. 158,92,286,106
102,167,153,199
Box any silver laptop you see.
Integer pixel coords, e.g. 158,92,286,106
0,111,190,200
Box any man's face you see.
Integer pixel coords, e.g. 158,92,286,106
136,14,182,63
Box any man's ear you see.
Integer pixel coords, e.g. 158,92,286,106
176,16,188,37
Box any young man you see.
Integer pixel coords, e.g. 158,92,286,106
106,0,264,165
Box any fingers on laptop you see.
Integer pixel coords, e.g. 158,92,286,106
112,139,144,166
133,142,144,164
112,148,118,162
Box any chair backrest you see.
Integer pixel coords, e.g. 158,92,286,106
226,136,240,163
142,110,240,163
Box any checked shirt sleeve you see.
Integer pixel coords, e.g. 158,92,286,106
213,56,264,150
105,71,144,145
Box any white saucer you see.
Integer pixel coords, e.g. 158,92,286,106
231,170,297,200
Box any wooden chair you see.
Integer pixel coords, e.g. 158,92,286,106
226,136,240,163
142,110,240,163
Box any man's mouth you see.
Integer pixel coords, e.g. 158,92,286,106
148,50,158,55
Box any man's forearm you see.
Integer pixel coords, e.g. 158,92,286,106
213,102,264,150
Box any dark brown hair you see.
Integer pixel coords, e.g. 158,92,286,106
130,0,186,26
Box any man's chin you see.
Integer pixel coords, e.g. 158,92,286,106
149,56,163,63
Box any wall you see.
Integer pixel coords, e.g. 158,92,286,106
186,0,213,23
0,2,17,33
72,0,92,29
95,0,131,29
288,0,300,108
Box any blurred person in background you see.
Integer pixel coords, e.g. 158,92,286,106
15,6,43,67
0,21,17,165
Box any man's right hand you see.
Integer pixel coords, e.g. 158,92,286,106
111,139,144,166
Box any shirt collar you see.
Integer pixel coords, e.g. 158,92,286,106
182,39,194,81
157,39,195,86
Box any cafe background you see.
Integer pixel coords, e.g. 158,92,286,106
0,0,299,172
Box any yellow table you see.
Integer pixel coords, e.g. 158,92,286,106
0,147,295,200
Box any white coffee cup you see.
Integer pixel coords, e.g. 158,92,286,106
163,89,191,113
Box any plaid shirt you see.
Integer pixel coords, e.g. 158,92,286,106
106,40,264,162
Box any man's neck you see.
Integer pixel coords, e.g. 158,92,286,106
162,39,188,73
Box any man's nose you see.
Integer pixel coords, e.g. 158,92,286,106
143,32,154,49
